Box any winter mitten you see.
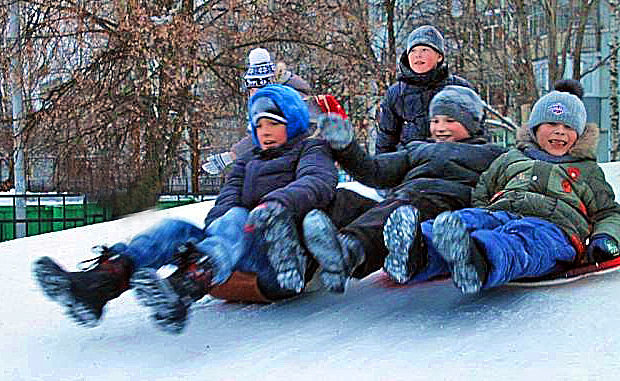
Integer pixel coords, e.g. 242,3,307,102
586,234,620,263
317,114,354,150
201,152,234,175
314,94,348,120
245,201,286,230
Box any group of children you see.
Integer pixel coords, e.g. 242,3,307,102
33,25,620,334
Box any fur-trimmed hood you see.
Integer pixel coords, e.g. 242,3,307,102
515,123,599,160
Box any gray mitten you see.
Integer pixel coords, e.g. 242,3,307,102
317,114,354,150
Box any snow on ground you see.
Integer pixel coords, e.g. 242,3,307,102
1,162,620,381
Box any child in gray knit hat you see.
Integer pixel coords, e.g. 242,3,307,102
300,86,506,293
375,79,620,297
376,24,476,156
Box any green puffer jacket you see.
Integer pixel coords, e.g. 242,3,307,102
473,124,620,259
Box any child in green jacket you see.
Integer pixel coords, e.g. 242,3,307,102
384,79,620,294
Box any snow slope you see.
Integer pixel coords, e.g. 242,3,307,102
1,162,620,381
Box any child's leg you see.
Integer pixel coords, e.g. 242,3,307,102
407,219,451,283
472,216,577,288
112,218,206,269
431,208,519,293
130,208,249,334
192,207,249,284
233,231,299,300
32,218,204,327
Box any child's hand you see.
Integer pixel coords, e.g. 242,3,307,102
317,114,354,150
586,234,620,263
201,152,234,175
245,201,286,232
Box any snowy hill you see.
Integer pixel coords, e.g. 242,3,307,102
1,162,620,380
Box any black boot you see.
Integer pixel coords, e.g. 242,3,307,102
383,205,427,284
32,248,134,327
432,211,488,295
303,209,365,293
131,245,214,334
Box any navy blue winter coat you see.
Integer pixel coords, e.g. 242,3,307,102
204,135,338,227
377,53,473,154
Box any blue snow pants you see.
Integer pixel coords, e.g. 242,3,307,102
409,208,577,288
107,207,292,299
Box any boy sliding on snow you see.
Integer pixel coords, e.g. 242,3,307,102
33,84,338,333
384,80,620,294
303,86,506,292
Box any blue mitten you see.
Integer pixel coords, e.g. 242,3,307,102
586,234,620,263
317,114,354,150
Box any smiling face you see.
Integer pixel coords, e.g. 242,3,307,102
430,115,471,142
408,45,443,74
256,118,288,150
535,122,578,156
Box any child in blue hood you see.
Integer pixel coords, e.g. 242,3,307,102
33,84,338,334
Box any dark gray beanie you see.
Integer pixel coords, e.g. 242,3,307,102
528,90,586,136
429,85,484,136
407,25,445,56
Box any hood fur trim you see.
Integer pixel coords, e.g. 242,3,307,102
516,123,599,160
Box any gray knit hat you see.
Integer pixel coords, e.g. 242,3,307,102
528,90,586,136
407,25,445,56
429,85,484,136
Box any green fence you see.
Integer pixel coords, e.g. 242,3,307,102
0,194,110,242
156,194,216,210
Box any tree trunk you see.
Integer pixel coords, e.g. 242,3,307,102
385,0,396,82
542,0,559,84
573,0,600,80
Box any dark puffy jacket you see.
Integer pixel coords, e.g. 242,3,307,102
377,52,473,154
204,136,338,227
334,137,507,210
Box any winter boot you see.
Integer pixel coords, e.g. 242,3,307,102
302,209,365,293
131,244,214,334
246,202,307,293
432,211,488,295
383,205,427,284
32,248,134,327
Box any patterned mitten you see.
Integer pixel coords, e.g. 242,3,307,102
201,152,234,175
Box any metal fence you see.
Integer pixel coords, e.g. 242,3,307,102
0,193,110,242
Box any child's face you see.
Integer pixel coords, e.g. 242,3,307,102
535,122,578,156
256,118,288,150
430,115,471,142
408,46,443,74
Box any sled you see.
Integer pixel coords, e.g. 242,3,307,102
506,256,620,287
374,257,620,289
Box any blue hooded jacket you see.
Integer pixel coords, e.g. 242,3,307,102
204,85,338,227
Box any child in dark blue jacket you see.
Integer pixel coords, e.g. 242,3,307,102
33,85,338,334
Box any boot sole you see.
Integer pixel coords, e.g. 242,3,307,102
383,206,419,284
258,208,305,293
32,257,101,327
303,210,347,293
131,269,188,334
432,212,482,294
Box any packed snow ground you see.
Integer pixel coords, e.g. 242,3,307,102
1,163,620,381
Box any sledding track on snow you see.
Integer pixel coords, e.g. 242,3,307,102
1,162,620,380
